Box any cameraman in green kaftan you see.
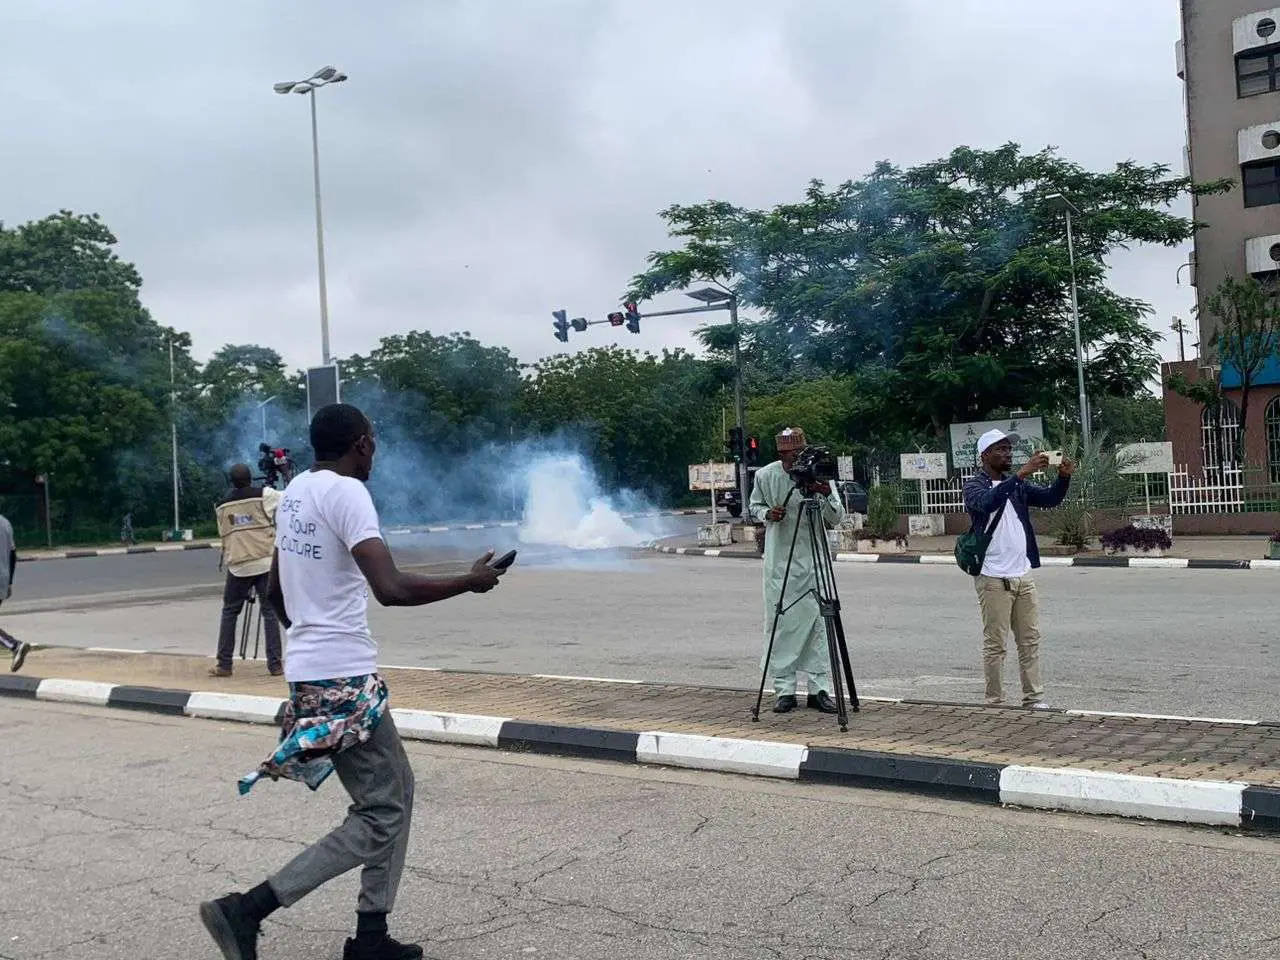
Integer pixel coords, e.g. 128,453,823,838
746,427,846,714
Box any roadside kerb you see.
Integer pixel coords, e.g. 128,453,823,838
4,649,1280,831
17,509,713,563
647,544,1280,571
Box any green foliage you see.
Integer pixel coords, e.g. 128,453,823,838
1052,431,1138,547
866,484,901,540
631,144,1228,441
519,347,718,503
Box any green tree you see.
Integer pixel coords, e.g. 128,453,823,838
519,347,717,501
630,144,1228,443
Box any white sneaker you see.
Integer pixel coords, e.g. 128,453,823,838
1028,700,1053,710
10,641,30,673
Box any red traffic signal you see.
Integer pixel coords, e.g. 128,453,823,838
624,302,640,334
607,312,625,327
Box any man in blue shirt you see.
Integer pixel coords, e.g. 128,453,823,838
962,430,1074,708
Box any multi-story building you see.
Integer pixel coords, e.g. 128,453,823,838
1164,1,1280,479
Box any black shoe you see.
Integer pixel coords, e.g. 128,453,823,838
807,691,838,714
343,935,424,960
772,694,797,713
199,894,261,960
10,642,30,673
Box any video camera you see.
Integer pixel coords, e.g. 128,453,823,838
787,444,839,489
257,443,296,489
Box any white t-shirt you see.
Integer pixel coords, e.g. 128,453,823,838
276,469,384,682
981,499,1031,578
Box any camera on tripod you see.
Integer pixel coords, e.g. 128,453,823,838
257,443,296,489
787,445,839,488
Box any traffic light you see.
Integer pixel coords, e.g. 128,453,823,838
727,426,744,462
552,309,569,343
746,435,759,466
607,311,625,327
624,301,641,334
571,317,588,332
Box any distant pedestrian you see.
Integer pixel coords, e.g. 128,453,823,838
962,430,1075,708
211,465,283,677
120,511,134,547
200,403,507,960
0,512,31,672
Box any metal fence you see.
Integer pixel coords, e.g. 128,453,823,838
888,464,1278,517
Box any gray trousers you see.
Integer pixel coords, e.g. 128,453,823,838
268,711,415,914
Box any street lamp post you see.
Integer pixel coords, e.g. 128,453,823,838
166,334,180,537
258,395,280,441
1047,193,1091,450
274,66,348,365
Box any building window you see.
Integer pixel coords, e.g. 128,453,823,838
1243,159,1280,208
1238,48,1280,97
1202,400,1241,472
1267,397,1280,483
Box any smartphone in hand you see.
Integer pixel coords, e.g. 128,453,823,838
489,549,517,571
1045,450,1064,466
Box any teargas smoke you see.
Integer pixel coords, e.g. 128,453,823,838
517,454,659,550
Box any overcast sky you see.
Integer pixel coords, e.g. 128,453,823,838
2,0,1196,371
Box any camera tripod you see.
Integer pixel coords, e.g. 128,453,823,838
237,593,264,662
752,488,860,731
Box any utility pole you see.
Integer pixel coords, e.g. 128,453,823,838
1171,316,1188,363
168,335,180,537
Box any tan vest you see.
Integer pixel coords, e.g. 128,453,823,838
216,487,279,577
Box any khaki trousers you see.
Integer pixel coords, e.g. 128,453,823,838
974,574,1044,705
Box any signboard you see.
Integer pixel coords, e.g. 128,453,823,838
1116,441,1174,475
306,363,341,424
949,417,1045,469
837,456,854,481
899,452,949,481
688,462,736,491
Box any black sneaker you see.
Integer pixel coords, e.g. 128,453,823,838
343,935,424,960
9,642,30,673
199,893,262,960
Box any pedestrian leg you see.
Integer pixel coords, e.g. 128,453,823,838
252,574,284,674
1010,576,1045,705
214,574,252,675
975,575,1013,704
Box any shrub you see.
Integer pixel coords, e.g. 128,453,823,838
865,484,901,540
1270,531,1280,544
1099,524,1172,553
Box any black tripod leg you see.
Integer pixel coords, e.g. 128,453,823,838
833,615,859,712
753,504,807,722
253,604,262,661
238,600,249,661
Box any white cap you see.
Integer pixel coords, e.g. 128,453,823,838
976,428,1019,458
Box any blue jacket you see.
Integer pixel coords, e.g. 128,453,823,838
962,470,1071,571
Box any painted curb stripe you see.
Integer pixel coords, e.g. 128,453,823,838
185,691,287,725
36,678,115,706
0,674,41,697
11,673,1280,831
636,732,804,779
799,747,1003,801
392,709,507,747
999,765,1245,826
1241,786,1280,830
498,721,639,763
647,546,1280,570
105,685,190,715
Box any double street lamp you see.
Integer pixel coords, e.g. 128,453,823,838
274,66,347,366
1046,193,1091,450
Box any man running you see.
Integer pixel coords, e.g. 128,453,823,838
0,511,30,672
200,403,506,960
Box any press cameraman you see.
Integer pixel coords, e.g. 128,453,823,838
211,463,283,677
746,427,846,714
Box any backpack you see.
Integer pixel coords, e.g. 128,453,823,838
954,498,1009,576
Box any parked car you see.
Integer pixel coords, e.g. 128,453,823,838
716,487,743,518
837,480,868,515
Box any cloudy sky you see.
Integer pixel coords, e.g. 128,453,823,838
2,0,1196,371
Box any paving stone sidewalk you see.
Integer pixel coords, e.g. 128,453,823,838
12,647,1280,787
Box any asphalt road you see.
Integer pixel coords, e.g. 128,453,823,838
3,699,1278,960
5,549,1278,719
